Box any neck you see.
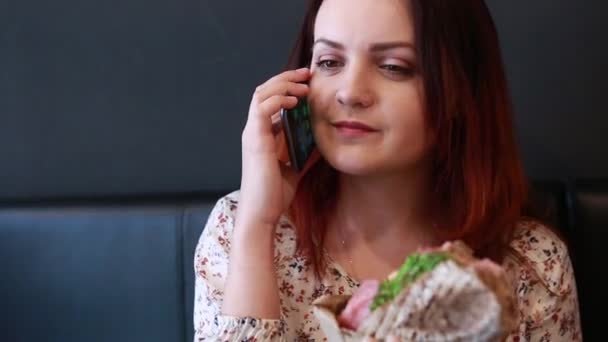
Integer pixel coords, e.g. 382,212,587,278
333,163,436,245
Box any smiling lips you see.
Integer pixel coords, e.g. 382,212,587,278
332,120,378,138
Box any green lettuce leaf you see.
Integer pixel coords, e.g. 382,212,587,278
370,252,448,311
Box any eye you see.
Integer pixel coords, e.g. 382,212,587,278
380,64,415,76
316,59,343,70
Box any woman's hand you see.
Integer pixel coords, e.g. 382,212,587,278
223,68,319,318
238,67,318,229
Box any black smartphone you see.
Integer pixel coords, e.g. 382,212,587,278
280,97,315,171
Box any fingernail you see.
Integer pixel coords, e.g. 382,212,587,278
297,67,309,73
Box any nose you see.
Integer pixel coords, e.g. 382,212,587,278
335,63,375,109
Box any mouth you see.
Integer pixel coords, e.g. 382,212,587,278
332,120,378,138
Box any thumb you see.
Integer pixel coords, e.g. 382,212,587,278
296,148,322,181
283,148,322,187
280,148,322,212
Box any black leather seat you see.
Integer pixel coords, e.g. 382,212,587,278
0,196,218,342
569,180,608,341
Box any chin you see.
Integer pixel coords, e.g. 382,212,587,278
321,147,429,178
323,150,384,176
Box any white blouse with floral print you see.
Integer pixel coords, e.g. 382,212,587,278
193,191,582,341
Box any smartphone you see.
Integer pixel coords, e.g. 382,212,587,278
280,97,315,171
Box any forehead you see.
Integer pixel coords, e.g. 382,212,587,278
314,0,415,46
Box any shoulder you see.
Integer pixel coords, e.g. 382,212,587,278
502,221,582,339
212,190,241,220
505,218,575,296
194,191,240,278
197,190,240,249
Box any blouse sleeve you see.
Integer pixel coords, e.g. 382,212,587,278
193,193,286,341
504,221,583,341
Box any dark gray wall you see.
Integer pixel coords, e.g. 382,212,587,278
488,0,608,179
1,0,606,200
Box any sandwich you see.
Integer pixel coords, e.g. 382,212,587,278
312,241,517,342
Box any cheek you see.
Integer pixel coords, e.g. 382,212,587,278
393,119,428,151
308,82,333,123
385,97,429,154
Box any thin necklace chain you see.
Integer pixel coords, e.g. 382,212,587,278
336,211,357,280
334,210,438,281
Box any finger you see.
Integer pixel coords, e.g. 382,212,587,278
281,148,321,197
254,81,309,105
271,111,281,124
246,95,297,136
279,156,301,208
260,68,310,90
257,95,298,121
270,112,283,136
275,130,289,163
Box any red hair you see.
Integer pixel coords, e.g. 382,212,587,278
286,0,530,279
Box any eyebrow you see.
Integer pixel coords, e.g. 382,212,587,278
313,38,415,52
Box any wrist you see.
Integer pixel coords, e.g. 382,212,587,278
234,207,279,233
232,220,276,251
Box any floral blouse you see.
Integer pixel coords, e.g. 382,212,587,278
193,191,582,341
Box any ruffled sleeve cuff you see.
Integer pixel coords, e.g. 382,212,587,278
199,315,286,341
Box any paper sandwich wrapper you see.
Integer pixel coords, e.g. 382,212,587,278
313,253,518,342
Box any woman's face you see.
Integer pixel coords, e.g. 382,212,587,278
309,0,430,176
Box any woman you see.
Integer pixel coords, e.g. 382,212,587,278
194,0,582,340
